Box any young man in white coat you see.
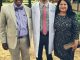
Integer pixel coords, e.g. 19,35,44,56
32,0,56,60
0,0,32,60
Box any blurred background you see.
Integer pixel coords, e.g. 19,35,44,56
0,0,80,60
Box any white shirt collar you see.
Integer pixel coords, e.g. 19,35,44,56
39,1,49,7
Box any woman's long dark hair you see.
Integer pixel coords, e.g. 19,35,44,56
55,0,75,17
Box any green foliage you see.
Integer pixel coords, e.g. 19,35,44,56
77,12,80,21
77,0,80,3
76,12,80,32
2,0,13,2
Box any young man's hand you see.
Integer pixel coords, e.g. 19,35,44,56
2,43,9,50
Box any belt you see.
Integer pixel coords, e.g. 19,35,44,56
40,31,49,36
18,35,27,39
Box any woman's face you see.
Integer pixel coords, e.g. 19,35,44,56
59,0,68,13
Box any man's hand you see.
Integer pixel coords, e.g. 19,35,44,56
2,43,8,50
64,40,79,50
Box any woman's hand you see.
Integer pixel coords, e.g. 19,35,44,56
72,40,79,51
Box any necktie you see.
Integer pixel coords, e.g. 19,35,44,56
42,5,47,35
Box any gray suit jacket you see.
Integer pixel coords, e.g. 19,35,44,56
0,3,32,49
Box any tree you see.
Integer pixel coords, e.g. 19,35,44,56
77,0,80,11
28,0,31,8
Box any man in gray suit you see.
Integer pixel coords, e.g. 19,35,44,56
0,0,32,60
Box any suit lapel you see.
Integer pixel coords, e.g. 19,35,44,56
35,2,40,27
34,2,41,57
49,3,55,28
48,3,56,53
23,5,30,32
23,5,29,19
49,3,52,25
10,3,17,27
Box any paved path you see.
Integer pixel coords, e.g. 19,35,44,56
0,40,80,60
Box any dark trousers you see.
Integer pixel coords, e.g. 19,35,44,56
36,32,53,60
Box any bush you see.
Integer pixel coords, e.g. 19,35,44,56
76,12,80,32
